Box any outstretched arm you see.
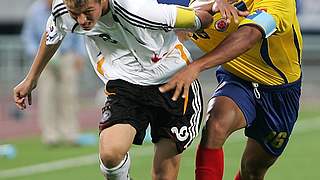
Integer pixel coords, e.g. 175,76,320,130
190,0,248,23
13,32,61,110
159,25,262,101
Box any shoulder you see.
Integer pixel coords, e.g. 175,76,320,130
51,0,74,27
111,0,153,12
52,0,67,12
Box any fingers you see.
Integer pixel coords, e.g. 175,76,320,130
231,8,240,24
218,5,226,19
182,84,190,99
159,81,183,101
171,83,183,101
224,8,232,24
212,0,248,24
15,97,26,110
228,0,238,4
159,81,190,101
13,87,30,110
13,90,24,110
238,10,250,17
159,82,175,94
27,93,32,105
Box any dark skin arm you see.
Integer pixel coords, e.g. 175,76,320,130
159,25,263,101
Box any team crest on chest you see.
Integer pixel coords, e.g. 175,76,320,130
215,18,229,32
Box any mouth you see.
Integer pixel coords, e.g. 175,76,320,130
81,24,92,30
82,26,91,30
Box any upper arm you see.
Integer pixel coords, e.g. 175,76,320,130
237,25,263,46
45,14,66,45
113,0,208,31
113,0,177,31
239,0,295,37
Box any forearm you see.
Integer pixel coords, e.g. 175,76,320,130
26,32,61,81
193,25,262,72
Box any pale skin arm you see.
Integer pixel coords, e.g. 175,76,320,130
179,0,248,31
192,0,246,24
176,0,249,42
159,25,263,101
13,32,61,109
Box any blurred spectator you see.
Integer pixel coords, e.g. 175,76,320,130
296,0,302,15
21,0,93,147
297,0,320,30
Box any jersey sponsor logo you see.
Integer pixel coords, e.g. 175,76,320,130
215,18,229,32
98,34,118,44
171,126,189,142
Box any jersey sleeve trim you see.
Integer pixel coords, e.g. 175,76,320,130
113,0,174,32
45,15,66,45
175,7,196,29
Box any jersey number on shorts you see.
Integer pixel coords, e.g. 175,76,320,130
266,131,288,148
171,126,189,142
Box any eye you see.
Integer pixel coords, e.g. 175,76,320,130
84,10,94,15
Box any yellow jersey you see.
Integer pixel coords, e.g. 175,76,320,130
191,0,303,85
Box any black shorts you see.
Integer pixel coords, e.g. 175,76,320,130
99,79,203,153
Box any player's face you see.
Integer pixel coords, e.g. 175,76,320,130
66,0,106,31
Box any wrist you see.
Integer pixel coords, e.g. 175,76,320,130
190,60,204,73
194,15,202,31
25,73,39,83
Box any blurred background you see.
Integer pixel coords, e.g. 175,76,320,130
0,0,319,179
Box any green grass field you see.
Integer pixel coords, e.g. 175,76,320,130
1,108,320,180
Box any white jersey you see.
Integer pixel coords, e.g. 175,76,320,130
46,0,193,85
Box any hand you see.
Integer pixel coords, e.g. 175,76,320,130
159,63,201,101
191,0,249,24
13,79,37,110
212,0,249,24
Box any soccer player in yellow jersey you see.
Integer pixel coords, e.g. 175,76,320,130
160,0,303,179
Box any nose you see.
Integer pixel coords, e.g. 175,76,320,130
77,14,87,25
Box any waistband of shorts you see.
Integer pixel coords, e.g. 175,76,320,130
218,66,302,91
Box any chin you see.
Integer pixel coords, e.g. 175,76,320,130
82,26,93,31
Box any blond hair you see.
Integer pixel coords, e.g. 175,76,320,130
63,0,101,8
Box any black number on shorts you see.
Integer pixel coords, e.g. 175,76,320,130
266,131,288,148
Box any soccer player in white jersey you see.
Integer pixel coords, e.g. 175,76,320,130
13,0,243,179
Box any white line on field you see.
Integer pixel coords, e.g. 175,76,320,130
0,116,319,179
